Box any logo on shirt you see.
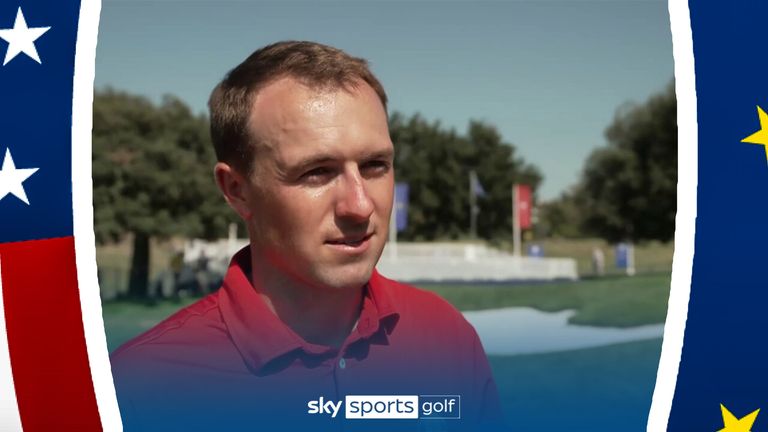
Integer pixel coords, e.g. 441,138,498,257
307,395,460,420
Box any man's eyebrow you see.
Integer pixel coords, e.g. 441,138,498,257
362,148,395,161
285,154,337,173
286,148,395,172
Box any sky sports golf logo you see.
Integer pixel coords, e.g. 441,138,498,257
307,395,460,420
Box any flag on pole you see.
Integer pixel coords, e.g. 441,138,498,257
514,184,532,229
394,182,409,232
469,170,486,238
615,243,629,269
469,170,487,198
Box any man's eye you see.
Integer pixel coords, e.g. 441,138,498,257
361,160,391,176
301,167,334,183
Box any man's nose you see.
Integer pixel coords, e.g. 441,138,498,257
335,168,374,222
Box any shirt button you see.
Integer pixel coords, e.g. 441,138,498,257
338,358,346,369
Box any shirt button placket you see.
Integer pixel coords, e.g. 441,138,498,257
333,356,348,432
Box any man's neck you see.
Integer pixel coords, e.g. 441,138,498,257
249,256,363,349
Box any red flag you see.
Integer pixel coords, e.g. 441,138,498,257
515,185,532,229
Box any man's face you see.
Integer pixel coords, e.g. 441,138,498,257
241,77,394,291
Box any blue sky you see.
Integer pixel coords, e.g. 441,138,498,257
95,0,673,200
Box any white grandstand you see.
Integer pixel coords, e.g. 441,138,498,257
184,239,578,282
377,242,577,282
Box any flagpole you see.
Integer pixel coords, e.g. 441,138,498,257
512,184,521,257
469,171,477,239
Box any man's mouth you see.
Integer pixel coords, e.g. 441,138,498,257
325,233,374,248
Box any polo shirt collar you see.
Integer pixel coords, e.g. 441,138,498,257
218,247,400,373
357,269,400,338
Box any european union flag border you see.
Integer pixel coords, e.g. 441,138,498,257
646,0,697,430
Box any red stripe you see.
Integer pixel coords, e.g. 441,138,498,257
0,236,102,431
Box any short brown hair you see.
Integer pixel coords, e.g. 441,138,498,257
208,40,388,175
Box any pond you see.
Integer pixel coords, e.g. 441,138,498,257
464,307,665,355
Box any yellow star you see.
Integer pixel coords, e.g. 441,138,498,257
742,106,768,164
717,404,760,432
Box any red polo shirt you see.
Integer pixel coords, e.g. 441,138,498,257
111,248,502,431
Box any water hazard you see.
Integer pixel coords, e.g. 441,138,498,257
464,307,664,356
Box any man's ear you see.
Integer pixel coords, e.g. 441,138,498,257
214,162,253,220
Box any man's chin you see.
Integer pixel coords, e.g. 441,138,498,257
311,262,376,291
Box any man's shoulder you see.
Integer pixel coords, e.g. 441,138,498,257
373,272,473,329
385,277,457,309
110,293,227,366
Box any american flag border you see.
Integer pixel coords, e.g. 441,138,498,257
71,0,123,429
0,255,23,431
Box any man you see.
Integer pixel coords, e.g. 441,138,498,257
111,41,502,431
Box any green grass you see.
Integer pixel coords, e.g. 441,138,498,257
103,298,198,352
418,273,671,327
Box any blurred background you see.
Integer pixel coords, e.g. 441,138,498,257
94,1,674,430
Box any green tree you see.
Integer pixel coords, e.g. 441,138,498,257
576,82,677,242
93,89,234,298
537,189,583,238
389,113,541,240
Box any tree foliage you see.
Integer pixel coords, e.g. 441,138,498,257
390,113,542,240
537,189,583,239
93,89,235,297
542,82,677,242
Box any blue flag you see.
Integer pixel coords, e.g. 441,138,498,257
394,182,409,232
469,170,486,198
615,243,629,269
